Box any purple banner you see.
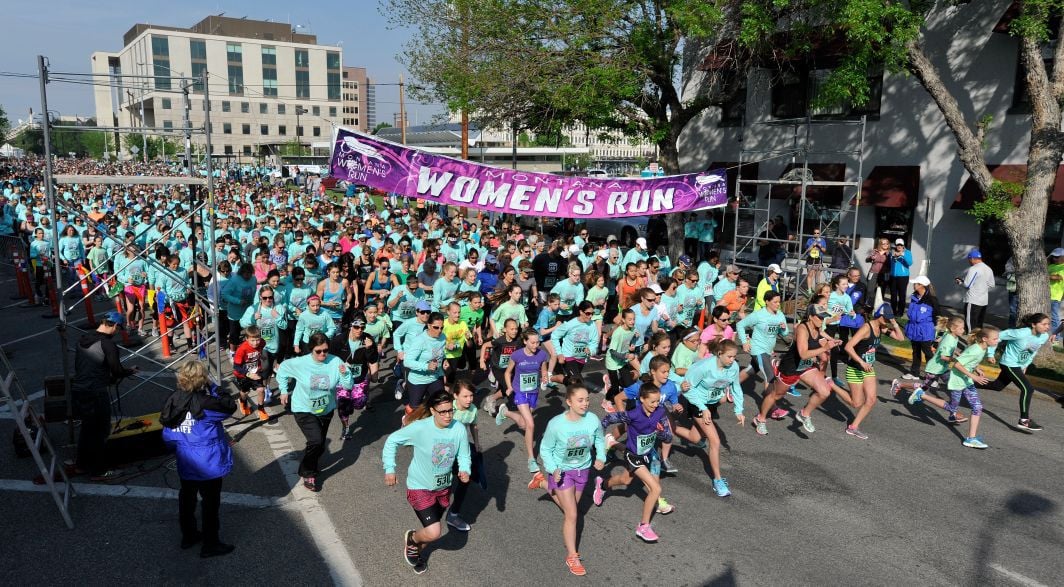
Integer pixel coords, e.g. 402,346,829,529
329,128,728,218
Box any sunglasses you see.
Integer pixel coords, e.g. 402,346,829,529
581,310,594,316
428,324,442,330
716,315,731,321
417,309,430,314
260,295,273,300
311,348,329,355
643,297,657,303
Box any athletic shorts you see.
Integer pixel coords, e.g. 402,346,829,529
407,488,451,527
512,390,539,409
234,376,263,393
845,365,875,383
124,284,146,301
745,353,777,384
624,450,651,472
679,395,718,420
561,359,585,384
546,467,589,494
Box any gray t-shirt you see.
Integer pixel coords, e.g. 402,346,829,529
962,262,995,306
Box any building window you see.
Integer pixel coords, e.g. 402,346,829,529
224,145,233,155
190,39,206,60
191,62,207,93
980,204,1064,274
242,124,251,135
259,103,267,114
223,123,232,134
296,70,310,98
263,69,278,97
261,46,276,66
226,42,242,63
771,65,883,119
222,101,231,112
716,72,747,128
153,60,171,90
313,126,321,137
873,206,914,247
162,120,173,130
277,104,286,115
228,64,244,95
243,145,252,156
260,124,269,135
327,52,341,70
161,98,171,110
329,106,337,117
241,102,249,113
312,106,320,116
278,125,287,136
328,72,341,100
151,35,169,57
296,126,304,137
295,49,309,68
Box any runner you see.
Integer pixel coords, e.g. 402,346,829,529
499,329,551,473
550,301,601,389
293,295,338,354
329,317,379,439
526,384,606,577
232,326,268,421
391,299,431,401
735,291,789,417
402,311,448,416
239,283,288,395
892,316,964,401
980,313,1051,431
382,389,471,575
441,301,472,384
446,380,482,532
594,380,675,543
834,303,905,439
276,332,353,492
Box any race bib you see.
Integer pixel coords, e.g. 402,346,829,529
797,358,814,371
433,471,453,490
862,349,876,365
766,324,780,336
564,434,590,463
636,432,656,455
498,354,511,368
350,364,363,379
399,302,415,319
310,395,329,414
573,344,588,358
261,324,276,341
1018,350,1033,363
519,372,539,392
708,383,729,402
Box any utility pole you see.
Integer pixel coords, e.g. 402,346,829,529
399,74,407,145
295,106,308,153
140,82,147,163
182,82,193,175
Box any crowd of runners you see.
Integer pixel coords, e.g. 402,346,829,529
1,156,1061,575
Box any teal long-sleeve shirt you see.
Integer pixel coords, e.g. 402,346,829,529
553,317,601,361
432,277,460,311
240,303,290,353
997,327,1049,369
393,318,427,354
276,354,352,415
221,274,257,317
294,308,337,345
682,356,744,415
539,410,606,474
382,416,470,490
736,308,790,356
403,332,447,384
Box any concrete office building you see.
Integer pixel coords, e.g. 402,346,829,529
90,15,348,162
340,66,369,133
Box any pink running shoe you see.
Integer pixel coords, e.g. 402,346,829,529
769,407,788,420
592,476,605,506
635,522,659,543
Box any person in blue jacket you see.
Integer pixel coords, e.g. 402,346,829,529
160,361,236,558
904,276,939,379
888,238,914,316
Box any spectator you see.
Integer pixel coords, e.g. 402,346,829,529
697,211,719,261
1049,248,1064,333
904,276,939,379
754,264,782,311
1005,257,1019,328
957,249,995,332
865,238,891,300
889,238,914,316
830,236,854,272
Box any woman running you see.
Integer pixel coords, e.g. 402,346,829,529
402,312,448,415
527,384,606,577
834,303,904,439
594,380,674,543
735,291,789,415
498,329,550,473
328,317,380,439
383,390,471,575
983,313,1051,431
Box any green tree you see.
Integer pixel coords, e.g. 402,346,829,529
371,122,393,134
0,104,9,139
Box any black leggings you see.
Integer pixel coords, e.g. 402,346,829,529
829,326,854,380
890,275,909,316
179,476,224,547
450,442,479,514
294,411,334,478
910,340,933,376
986,365,1037,420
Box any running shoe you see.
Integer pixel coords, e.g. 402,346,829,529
947,413,969,424
682,436,708,449
341,427,353,440
768,407,788,420
930,380,940,389
238,399,252,416
662,457,678,474
601,373,611,396
635,522,659,543
752,416,768,436
786,385,801,397
832,377,847,390
963,436,989,449
845,426,869,440
528,457,540,473
394,384,403,401
413,560,427,575
303,477,319,492
655,497,675,515
404,530,420,567
257,409,270,422
604,433,618,449
890,378,902,397
527,471,544,491
446,512,471,532
482,395,496,415
592,476,605,506
908,388,925,405
712,477,731,498
1017,418,1043,432
795,410,816,433
902,373,919,380
565,554,586,576
495,404,509,426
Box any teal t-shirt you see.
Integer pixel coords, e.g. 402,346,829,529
539,411,606,474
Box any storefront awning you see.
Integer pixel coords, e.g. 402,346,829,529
860,165,920,208
954,164,1064,209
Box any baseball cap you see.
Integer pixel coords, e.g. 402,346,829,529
485,253,498,265
725,264,740,275
415,300,432,312
805,304,833,319
635,237,647,249
873,303,894,320
911,275,931,287
1050,247,1064,257
568,244,581,255
767,263,782,274
678,255,693,266
607,235,619,244
350,318,365,328
967,249,982,259
103,310,125,325
596,249,609,259
649,283,663,294
894,238,905,246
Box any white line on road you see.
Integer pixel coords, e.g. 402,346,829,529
255,417,364,587
990,564,1051,587
0,477,292,509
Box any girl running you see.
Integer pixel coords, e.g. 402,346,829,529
527,385,606,577
499,329,551,472
594,380,675,543
383,390,471,575
893,316,965,399
983,313,1051,431
480,318,521,417
834,303,905,439
446,380,482,532
735,291,789,413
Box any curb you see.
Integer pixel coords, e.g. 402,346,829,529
880,343,1064,394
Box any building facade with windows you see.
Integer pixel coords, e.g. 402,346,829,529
90,15,349,161
340,66,370,133
679,0,1064,312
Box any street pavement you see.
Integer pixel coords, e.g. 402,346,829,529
1,263,1063,586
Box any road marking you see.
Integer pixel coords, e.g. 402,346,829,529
255,416,364,587
990,564,1050,587
0,477,291,509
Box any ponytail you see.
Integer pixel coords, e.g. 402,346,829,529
967,326,999,345
707,338,740,356
405,390,455,425
1019,313,1049,329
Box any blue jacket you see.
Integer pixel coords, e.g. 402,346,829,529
162,389,235,481
890,249,913,277
905,292,938,342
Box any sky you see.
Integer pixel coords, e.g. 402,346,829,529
0,0,447,127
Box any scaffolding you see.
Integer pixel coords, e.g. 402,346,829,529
730,115,866,318
35,55,225,457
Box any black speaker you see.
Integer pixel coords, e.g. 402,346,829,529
106,412,168,465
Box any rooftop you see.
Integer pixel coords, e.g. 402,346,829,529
123,15,319,47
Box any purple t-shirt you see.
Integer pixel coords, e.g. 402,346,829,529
509,348,549,394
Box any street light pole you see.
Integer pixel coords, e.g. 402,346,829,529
398,74,407,145
295,106,308,153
